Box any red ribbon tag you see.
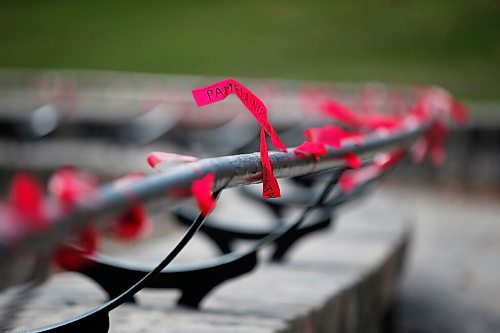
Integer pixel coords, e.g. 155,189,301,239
339,150,406,193
322,100,403,132
344,151,362,169
321,100,361,128
48,167,98,213
147,152,198,171
339,166,379,193
192,79,287,198
110,203,150,241
54,226,99,271
304,125,363,149
191,173,216,216
10,173,47,232
450,99,469,125
426,119,448,166
110,173,151,241
294,142,328,160
303,125,363,168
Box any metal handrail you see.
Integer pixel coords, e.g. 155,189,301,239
0,121,426,274
0,70,452,332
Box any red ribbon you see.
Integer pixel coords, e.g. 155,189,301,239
191,173,216,216
192,79,287,198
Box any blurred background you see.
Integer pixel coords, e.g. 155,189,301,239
0,1,499,332
0,0,498,100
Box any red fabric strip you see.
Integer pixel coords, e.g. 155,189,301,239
109,173,151,241
260,129,281,198
48,167,98,213
304,125,363,149
54,226,99,271
294,142,327,160
344,152,362,169
192,79,286,198
147,152,198,171
321,100,360,127
191,173,216,216
10,173,47,231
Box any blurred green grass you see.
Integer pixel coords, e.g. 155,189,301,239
0,0,498,100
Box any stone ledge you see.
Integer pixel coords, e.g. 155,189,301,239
11,198,410,333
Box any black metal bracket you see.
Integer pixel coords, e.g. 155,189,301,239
171,206,333,262
76,250,258,308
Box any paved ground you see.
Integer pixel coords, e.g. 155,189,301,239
372,184,500,333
